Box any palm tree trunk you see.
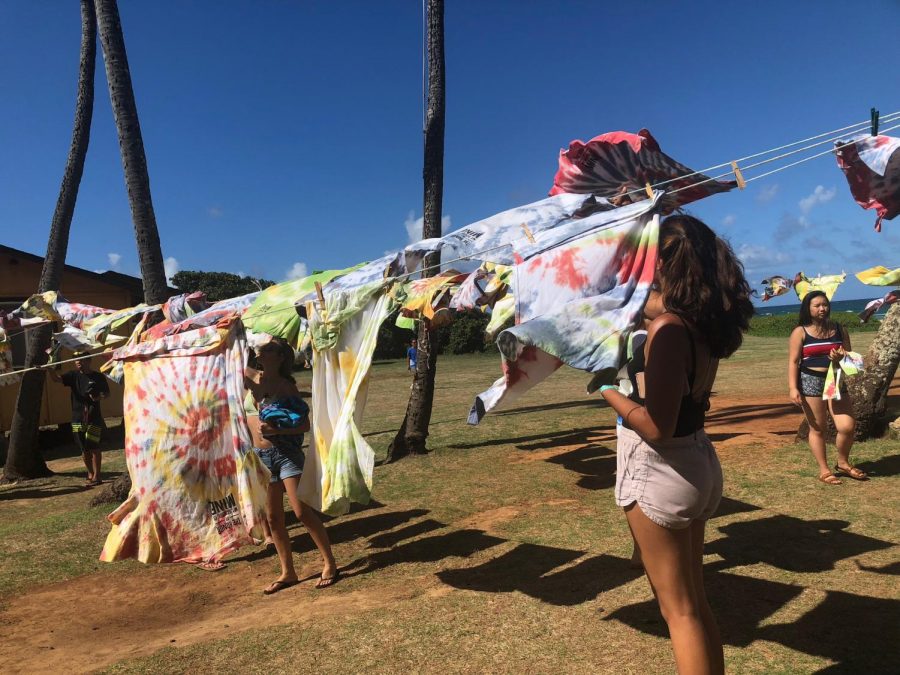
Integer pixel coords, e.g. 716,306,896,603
94,0,168,305
848,303,900,439
3,0,96,481
87,0,170,501
387,0,445,462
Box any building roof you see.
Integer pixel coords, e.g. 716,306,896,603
0,244,178,302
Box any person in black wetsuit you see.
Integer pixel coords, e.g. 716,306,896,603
49,355,110,486
598,215,753,675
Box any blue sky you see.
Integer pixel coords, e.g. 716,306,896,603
1,0,898,306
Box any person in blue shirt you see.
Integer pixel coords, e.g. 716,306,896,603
406,338,418,371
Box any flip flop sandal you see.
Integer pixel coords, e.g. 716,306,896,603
263,579,299,595
315,570,341,589
834,464,868,481
818,472,842,486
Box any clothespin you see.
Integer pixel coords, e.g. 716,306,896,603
730,161,746,190
644,182,654,199
314,281,326,311
871,107,880,136
520,222,536,244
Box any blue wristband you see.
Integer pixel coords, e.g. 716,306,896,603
599,384,618,393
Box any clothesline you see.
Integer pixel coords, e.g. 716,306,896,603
3,116,898,368
399,121,900,279
664,121,900,198
606,111,900,204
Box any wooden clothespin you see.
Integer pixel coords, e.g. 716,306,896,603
871,107,880,136
520,222,536,244
730,161,746,190
314,281,326,311
644,182,654,199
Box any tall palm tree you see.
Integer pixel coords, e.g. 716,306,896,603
87,0,169,503
3,0,97,481
387,0,445,461
94,0,169,305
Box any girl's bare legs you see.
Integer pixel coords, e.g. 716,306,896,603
265,482,298,588
690,519,724,675
625,504,717,675
829,396,857,470
282,476,337,581
801,396,837,480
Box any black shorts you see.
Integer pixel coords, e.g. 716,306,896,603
72,422,103,450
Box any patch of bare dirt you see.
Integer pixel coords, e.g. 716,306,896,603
0,561,420,673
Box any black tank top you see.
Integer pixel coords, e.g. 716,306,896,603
622,314,709,437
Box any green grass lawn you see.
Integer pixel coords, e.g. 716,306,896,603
0,335,897,674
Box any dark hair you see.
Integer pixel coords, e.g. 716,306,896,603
798,290,831,327
261,337,296,383
656,214,754,358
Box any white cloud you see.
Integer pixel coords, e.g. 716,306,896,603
236,270,246,278
798,185,836,213
404,210,452,244
756,183,779,203
721,214,736,227
207,206,223,218
735,243,790,268
164,256,179,284
106,252,122,270
285,262,308,281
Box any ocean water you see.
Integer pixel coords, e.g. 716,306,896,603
754,298,885,318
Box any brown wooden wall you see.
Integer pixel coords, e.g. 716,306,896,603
1,250,134,431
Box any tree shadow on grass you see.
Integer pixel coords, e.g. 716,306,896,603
856,453,900,477
0,483,88,500
705,402,798,427
707,515,894,573
758,590,900,674
711,496,762,519
604,569,804,647
448,425,608,451
543,444,617,491
437,543,642,606
854,559,900,575
342,529,506,578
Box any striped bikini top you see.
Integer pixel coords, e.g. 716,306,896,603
801,324,843,369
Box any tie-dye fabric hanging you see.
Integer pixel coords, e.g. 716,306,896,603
859,290,900,323
550,129,736,212
470,200,660,423
823,352,864,401
161,292,209,324
100,322,270,564
243,265,363,347
83,304,162,345
0,329,12,376
404,193,600,265
835,134,900,232
397,272,468,326
142,291,261,342
794,272,846,301
450,263,513,312
299,282,395,515
760,275,794,301
855,265,900,286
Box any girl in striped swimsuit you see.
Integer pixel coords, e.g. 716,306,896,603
788,291,867,484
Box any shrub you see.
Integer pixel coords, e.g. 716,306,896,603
748,311,880,338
